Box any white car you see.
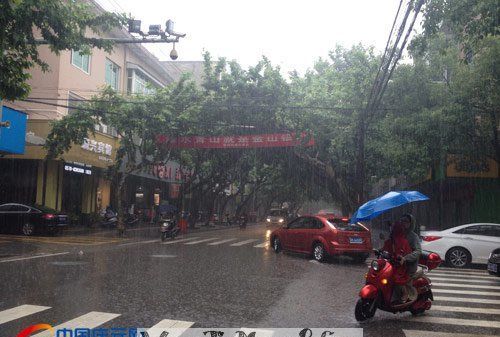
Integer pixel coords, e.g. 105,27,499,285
421,223,500,268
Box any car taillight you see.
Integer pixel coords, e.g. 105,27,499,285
43,214,55,220
421,236,442,242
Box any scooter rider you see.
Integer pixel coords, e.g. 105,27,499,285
399,214,422,277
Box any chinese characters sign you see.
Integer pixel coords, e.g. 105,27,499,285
82,138,113,163
156,133,314,149
150,162,192,182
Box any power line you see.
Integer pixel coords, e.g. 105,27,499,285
23,96,400,112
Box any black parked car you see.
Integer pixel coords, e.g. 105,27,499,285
488,248,500,276
0,203,68,236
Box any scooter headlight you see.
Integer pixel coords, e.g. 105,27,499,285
278,218,284,223
371,260,380,271
162,222,168,227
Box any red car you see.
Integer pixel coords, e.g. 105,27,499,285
270,215,372,262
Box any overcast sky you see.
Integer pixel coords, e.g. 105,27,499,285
96,0,404,74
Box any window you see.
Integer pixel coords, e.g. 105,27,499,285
460,225,497,236
105,59,120,90
288,218,305,229
71,50,90,73
311,218,324,229
127,69,156,95
0,205,12,212
10,205,29,212
67,92,83,115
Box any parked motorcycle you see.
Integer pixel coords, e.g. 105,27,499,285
159,214,179,241
355,249,441,321
100,208,118,227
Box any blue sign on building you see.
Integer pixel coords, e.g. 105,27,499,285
0,105,27,154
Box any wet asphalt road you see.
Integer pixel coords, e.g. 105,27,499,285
0,224,499,337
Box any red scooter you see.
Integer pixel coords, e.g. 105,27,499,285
355,249,441,321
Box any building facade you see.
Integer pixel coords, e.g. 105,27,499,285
0,0,177,222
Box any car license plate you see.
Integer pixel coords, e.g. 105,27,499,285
349,237,363,244
488,263,497,273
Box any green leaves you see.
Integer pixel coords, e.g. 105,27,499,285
0,0,126,100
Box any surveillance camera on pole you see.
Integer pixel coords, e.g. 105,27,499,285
165,20,186,38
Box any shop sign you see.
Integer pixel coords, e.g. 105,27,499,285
64,162,92,175
0,105,27,154
81,137,113,163
150,162,192,182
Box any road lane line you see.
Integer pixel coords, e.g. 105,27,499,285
118,239,158,246
434,296,500,305
432,289,500,296
0,252,69,263
32,312,120,337
230,239,258,246
254,242,269,248
402,315,500,329
432,282,500,290
0,305,51,325
207,238,238,245
430,273,498,280
404,330,498,337
184,238,219,245
431,277,499,284
147,319,194,337
161,237,200,245
432,305,500,315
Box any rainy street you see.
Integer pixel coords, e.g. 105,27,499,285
0,223,499,337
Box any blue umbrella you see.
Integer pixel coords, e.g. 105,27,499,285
350,190,429,223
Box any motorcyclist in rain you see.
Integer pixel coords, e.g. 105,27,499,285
386,214,422,304
382,220,413,303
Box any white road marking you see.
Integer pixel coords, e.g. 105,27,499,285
161,237,200,245
402,315,500,329
0,252,69,263
431,277,499,284
430,269,490,276
432,282,500,290
118,239,158,246
230,239,259,246
150,255,177,258
161,236,200,245
208,238,238,245
184,238,219,245
430,272,499,280
32,311,120,337
433,288,500,296
0,305,51,325
432,305,500,315
438,266,491,272
434,296,500,305
254,241,269,248
146,319,194,337
404,330,499,337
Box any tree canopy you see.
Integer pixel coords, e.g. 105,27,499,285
0,0,125,100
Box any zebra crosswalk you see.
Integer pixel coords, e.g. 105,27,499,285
401,266,500,337
160,236,270,248
0,304,194,337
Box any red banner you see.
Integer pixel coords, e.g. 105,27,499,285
156,133,314,149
